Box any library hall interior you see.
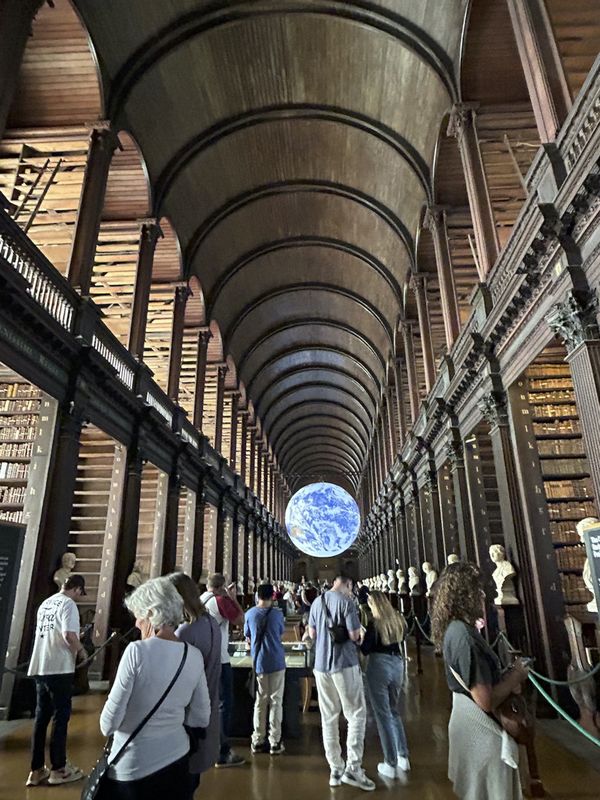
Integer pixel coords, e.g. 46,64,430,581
2,0,600,798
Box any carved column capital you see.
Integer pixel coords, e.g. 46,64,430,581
423,205,446,233
447,103,476,142
546,290,600,353
445,439,464,465
409,272,427,297
479,391,508,427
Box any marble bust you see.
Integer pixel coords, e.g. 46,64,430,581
408,566,421,596
577,517,599,613
379,572,388,592
396,568,408,594
248,576,255,593
126,561,148,589
422,562,438,597
490,544,519,605
386,569,397,593
447,553,459,565
53,552,76,590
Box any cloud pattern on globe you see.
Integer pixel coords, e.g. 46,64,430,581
285,482,361,557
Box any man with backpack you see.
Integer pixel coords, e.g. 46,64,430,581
244,582,286,755
308,575,375,791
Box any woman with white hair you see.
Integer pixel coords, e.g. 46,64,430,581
99,577,210,799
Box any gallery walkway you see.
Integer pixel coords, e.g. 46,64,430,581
0,649,598,800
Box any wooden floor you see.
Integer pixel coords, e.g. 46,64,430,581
0,649,597,800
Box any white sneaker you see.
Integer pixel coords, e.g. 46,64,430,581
329,769,344,787
25,767,50,786
397,756,411,774
47,765,84,785
377,762,397,779
342,767,376,791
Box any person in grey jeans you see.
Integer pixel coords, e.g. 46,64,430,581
308,575,375,791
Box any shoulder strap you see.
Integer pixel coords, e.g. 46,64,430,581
253,607,273,660
110,643,188,765
321,593,334,623
449,665,471,695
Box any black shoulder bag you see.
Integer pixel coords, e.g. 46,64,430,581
245,607,273,699
321,595,349,645
81,643,189,800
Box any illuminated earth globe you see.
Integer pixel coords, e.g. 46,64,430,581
284,482,361,557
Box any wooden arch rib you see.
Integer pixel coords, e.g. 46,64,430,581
103,130,151,221
245,345,382,399
223,284,394,353
254,364,377,420
187,181,415,269
272,411,368,456
107,1,457,118
289,455,360,485
262,382,374,433
286,441,362,475
206,236,403,314
237,319,386,381
277,421,366,465
154,105,431,212
282,428,364,463
259,377,376,430
268,401,370,453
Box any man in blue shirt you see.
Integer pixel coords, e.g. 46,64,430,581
244,583,286,755
309,575,375,791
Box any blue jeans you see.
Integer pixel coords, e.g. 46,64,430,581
31,674,73,770
365,653,409,767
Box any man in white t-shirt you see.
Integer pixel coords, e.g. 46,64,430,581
200,573,246,767
26,575,87,788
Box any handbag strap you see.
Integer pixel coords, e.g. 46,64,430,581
252,607,273,664
449,665,471,695
110,642,189,765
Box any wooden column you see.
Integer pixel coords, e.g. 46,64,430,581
447,439,477,562
213,364,227,454
68,123,119,294
252,521,259,584
30,406,84,612
424,206,461,349
547,292,600,503
0,0,44,141
230,509,240,582
191,478,206,583
229,391,239,472
255,437,262,500
437,460,459,559
193,328,212,428
161,473,181,574
463,434,494,571
249,427,257,493
400,322,420,421
506,0,571,143
215,497,227,574
447,104,499,279
129,219,161,360
411,274,436,392
393,357,407,444
386,388,397,457
167,286,190,401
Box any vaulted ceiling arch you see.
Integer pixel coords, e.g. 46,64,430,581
282,433,364,471
286,442,363,476
272,412,369,457
277,421,366,466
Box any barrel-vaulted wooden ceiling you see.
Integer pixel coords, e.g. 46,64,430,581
72,0,469,494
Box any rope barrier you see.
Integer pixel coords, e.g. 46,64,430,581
529,662,600,687
415,616,434,644
528,673,600,749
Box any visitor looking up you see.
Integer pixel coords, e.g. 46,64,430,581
26,574,87,787
431,562,530,800
244,582,286,755
99,577,210,800
200,573,246,768
360,590,410,779
308,575,375,791
170,573,221,794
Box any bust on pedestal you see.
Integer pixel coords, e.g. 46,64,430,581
447,553,459,565
490,544,519,605
386,569,397,593
53,552,76,590
422,562,438,597
396,568,408,595
408,566,421,596
577,517,599,613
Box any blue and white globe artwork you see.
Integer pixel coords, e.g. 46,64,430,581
284,482,361,557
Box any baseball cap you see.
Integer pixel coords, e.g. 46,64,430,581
64,574,87,595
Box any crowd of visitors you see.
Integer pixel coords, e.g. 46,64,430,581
24,563,529,799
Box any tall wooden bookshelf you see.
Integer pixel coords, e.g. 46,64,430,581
202,503,217,576
66,425,121,614
135,463,168,578
175,486,196,575
526,348,596,610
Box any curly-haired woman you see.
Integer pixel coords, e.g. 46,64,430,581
431,562,528,800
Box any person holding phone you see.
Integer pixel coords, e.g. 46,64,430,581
200,574,246,768
431,562,530,800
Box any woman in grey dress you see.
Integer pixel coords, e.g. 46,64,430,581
431,562,529,800
169,573,221,795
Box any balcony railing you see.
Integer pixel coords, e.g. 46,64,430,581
92,327,135,390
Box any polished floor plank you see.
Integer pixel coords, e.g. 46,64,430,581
0,649,597,800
